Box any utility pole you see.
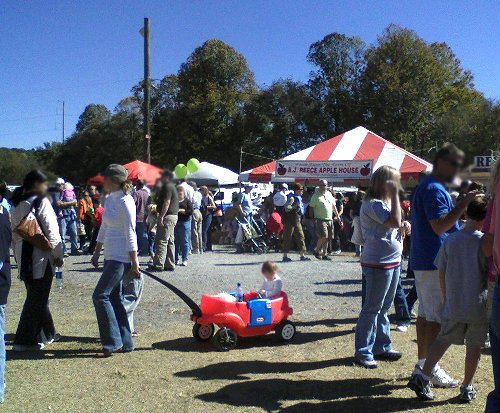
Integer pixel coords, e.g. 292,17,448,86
62,100,65,144
143,17,151,164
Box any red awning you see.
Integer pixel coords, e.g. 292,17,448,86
122,160,163,186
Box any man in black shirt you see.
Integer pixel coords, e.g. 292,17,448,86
151,171,179,271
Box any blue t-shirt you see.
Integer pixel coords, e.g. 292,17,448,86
410,175,459,270
237,192,253,217
287,193,305,216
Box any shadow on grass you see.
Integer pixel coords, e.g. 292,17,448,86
196,377,441,412
213,262,262,267
315,291,362,298
279,397,448,412
4,334,100,345
153,329,352,353
6,346,152,360
175,357,355,380
295,317,358,328
315,279,361,286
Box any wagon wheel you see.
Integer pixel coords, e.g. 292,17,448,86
213,328,238,351
275,320,296,341
192,323,215,342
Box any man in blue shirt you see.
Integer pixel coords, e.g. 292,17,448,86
410,143,481,388
282,183,310,262
237,183,254,220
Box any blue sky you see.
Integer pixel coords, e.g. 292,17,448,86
0,0,498,149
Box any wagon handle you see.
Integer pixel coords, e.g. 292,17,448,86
140,270,202,318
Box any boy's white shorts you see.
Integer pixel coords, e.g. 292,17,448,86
414,270,443,323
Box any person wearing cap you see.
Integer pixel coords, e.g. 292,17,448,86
54,177,79,256
151,170,179,271
237,183,254,221
282,183,310,262
91,164,141,356
309,180,339,260
273,183,288,216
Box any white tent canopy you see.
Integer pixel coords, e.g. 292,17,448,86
186,162,239,186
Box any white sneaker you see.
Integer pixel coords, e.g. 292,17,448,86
396,325,409,333
431,364,459,388
181,261,188,267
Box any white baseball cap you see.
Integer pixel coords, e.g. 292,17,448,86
56,177,65,185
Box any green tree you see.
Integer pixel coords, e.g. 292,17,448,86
76,104,112,132
153,39,256,169
361,25,478,155
307,33,366,137
242,80,318,164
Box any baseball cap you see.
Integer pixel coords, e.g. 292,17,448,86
103,164,129,184
56,177,65,185
279,183,288,190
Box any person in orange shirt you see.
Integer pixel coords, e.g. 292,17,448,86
78,190,94,250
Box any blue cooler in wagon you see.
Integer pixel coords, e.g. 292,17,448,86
247,299,272,327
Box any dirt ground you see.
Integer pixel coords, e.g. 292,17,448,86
3,247,494,412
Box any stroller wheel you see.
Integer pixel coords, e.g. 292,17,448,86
213,328,238,351
193,323,215,342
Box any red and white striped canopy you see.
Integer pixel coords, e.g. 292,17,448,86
240,126,432,183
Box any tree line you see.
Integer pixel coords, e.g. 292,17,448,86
4,25,499,184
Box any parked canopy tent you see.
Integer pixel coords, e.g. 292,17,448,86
87,160,163,187
122,160,163,186
186,162,239,186
240,126,432,184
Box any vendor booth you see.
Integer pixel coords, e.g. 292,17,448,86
86,160,163,186
240,126,432,185
186,162,239,186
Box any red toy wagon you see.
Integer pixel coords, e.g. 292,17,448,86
191,292,295,351
142,270,296,351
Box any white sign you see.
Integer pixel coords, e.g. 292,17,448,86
275,160,373,181
474,155,497,169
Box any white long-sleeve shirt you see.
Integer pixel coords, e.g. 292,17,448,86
260,275,282,299
11,196,64,279
97,190,137,263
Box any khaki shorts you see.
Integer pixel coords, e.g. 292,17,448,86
414,270,443,323
438,320,488,347
316,220,333,239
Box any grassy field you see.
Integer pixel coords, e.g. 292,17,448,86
3,251,494,413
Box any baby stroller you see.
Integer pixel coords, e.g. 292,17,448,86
235,216,268,254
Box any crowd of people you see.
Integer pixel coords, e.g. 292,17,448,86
0,142,498,410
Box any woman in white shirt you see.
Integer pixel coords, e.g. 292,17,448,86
10,170,64,351
91,164,140,357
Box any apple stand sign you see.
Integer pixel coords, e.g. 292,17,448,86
275,160,373,181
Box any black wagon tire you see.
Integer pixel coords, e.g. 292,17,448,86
276,320,296,341
213,328,238,351
192,323,215,342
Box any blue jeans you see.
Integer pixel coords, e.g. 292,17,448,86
60,216,78,253
175,219,191,262
148,230,156,257
486,284,500,412
92,260,134,353
201,214,212,251
136,222,149,256
0,305,5,403
355,266,400,362
393,271,411,327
